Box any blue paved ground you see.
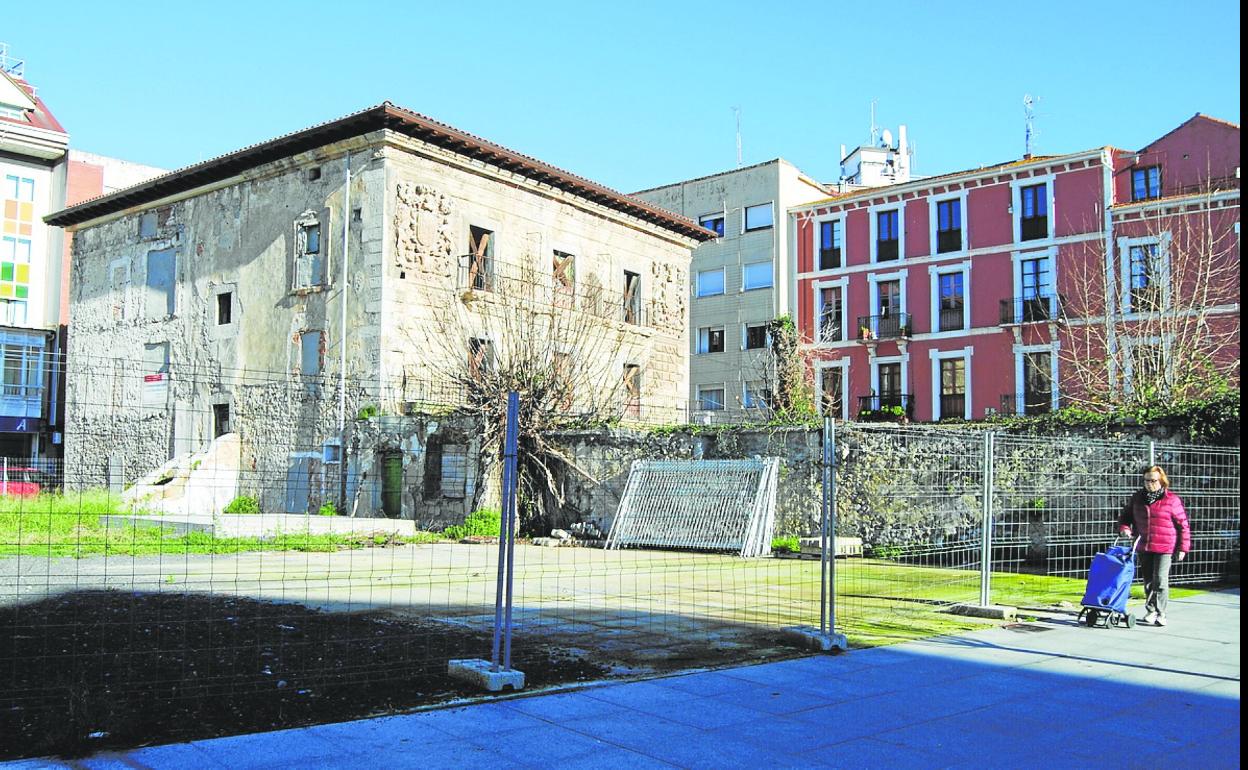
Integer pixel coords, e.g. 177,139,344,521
8,589,1238,769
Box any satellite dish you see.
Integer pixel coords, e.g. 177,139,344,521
880,128,893,148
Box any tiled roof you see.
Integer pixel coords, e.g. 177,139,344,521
0,71,66,134
46,102,715,241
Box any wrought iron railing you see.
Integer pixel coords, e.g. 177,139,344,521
999,391,1054,416
939,393,966,420
857,312,910,340
936,229,962,253
999,294,1064,325
938,306,965,332
856,393,915,421
1020,215,1048,241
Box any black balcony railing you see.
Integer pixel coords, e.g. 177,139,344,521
999,294,1064,325
857,312,910,340
876,239,899,261
819,247,842,271
1020,215,1048,241
939,393,966,420
1000,391,1054,416
938,305,965,332
936,229,962,253
856,393,915,421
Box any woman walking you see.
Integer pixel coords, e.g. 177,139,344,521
1118,465,1191,626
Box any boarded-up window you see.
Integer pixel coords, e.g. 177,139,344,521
553,250,575,307
145,248,176,318
468,337,493,379
294,212,325,289
300,331,323,377
623,364,641,418
467,226,494,291
440,444,469,498
623,271,641,325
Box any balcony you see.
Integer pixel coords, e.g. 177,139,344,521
999,294,1064,325
856,393,915,422
1000,392,1054,416
939,393,966,420
938,305,965,332
857,312,910,341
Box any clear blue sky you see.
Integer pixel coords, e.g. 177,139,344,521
6,0,1241,193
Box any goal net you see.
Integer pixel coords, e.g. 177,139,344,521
605,458,781,557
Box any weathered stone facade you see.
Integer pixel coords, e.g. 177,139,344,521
58,115,703,520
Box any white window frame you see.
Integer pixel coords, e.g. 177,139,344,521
928,191,969,256
743,202,775,233
1010,174,1056,243
741,322,771,352
1010,246,1058,323
696,384,727,411
869,353,908,406
1122,335,1171,397
696,325,726,355
695,267,726,298
928,260,971,335
813,277,849,346
929,346,973,420
814,358,850,420
742,260,774,291
813,212,847,272
868,270,908,327
868,202,905,264
1012,343,1061,414
1117,233,1172,316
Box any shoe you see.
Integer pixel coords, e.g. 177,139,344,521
1142,612,1158,625
1155,615,1167,627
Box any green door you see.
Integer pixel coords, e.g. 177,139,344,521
381,453,403,519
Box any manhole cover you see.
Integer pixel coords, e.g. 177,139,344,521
1002,623,1053,633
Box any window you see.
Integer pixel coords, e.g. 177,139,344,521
1128,244,1163,312
139,212,158,239
697,326,725,354
308,167,322,181
145,248,176,318
0,343,41,400
818,286,843,343
1022,352,1052,415
1019,256,1053,322
0,300,26,325
819,367,844,417
939,358,966,420
1132,166,1161,201
623,364,641,418
696,268,725,297
623,270,642,324
743,381,772,409
819,220,842,270
294,212,326,289
552,250,575,307
468,337,494,379
697,386,725,411
699,213,725,237
552,351,573,410
876,210,900,261
744,323,769,350
936,199,962,253
938,272,965,332
142,342,170,408
877,362,902,406
216,292,232,325
3,174,35,202
212,403,231,438
467,225,494,292
744,203,774,232
300,331,323,377
440,445,469,498
1020,183,1048,241
2,177,35,311
323,441,342,464
742,261,773,291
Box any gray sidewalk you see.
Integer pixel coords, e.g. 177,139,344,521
10,589,1239,769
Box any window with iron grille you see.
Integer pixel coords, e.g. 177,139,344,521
1020,183,1048,241
1128,244,1163,312
819,220,842,270
1132,166,1161,201
936,199,962,253
876,210,900,261
467,226,494,291
938,272,965,331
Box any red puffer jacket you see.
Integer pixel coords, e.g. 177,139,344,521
1118,489,1191,555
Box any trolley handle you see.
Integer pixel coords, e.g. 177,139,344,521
1115,533,1141,554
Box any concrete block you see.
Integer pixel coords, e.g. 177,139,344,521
447,659,525,692
949,603,1018,620
781,626,848,652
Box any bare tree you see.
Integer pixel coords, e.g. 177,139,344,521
1058,182,1240,410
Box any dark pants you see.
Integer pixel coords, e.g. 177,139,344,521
1139,551,1173,616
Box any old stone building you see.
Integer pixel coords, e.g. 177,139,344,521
47,102,711,521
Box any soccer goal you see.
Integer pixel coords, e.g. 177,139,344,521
604,458,781,557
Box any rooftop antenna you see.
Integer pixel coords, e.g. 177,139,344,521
0,42,25,78
869,100,878,146
1023,94,1036,158
732,106,742,168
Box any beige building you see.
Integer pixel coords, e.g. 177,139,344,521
633,160,828,418
48,102,710,519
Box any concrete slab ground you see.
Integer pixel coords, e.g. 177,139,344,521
9,588,1237,769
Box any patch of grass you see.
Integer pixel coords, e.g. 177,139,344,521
222,495,260,514
442,508,501,540
771,536,800,554
318,501,338,517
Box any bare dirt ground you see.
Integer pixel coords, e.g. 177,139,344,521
0,588,797,760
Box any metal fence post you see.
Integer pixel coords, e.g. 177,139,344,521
980,431,995,607
820,417,831,635
1149,440,1155,467
491,391,521,672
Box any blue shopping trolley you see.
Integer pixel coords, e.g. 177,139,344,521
1076,536,1139,629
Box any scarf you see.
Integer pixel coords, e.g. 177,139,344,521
1144,488,1165,505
